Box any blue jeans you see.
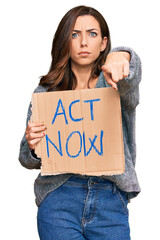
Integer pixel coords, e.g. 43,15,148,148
37,176,131,240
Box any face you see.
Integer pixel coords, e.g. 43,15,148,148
70,15,107,69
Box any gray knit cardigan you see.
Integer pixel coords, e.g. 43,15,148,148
19,47,142,206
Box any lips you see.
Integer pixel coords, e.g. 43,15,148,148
78,51,91,56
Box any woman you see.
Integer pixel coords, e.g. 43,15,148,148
19,5,141,240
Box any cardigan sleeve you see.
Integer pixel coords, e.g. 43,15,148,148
110,47,142,112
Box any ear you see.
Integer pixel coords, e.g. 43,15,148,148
100,37,108,52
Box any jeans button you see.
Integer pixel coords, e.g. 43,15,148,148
90,181,98,185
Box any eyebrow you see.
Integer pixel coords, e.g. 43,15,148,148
73,28,99,32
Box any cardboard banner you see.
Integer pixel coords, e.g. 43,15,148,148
32,87,125,176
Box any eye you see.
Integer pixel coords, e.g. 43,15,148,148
90,32,97,37
72,33,79,38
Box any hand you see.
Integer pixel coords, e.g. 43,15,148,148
25,122,46,150
102,51,130,90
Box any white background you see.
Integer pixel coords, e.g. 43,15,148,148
0,0,160,239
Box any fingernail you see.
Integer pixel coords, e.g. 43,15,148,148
43,133,45,136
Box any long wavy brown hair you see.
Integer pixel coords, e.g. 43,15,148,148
39,6,111,91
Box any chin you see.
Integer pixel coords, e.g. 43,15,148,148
77,58,96,66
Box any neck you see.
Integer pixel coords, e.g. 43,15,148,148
71,62,94,89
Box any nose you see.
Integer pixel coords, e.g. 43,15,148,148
81,33,87,47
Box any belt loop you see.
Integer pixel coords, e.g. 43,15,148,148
88,177,92,188
113,183,117,193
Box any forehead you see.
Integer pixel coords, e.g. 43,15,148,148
73,15,100,30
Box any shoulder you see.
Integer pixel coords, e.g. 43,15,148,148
33,85,48,93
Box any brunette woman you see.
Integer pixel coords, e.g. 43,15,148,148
19,5,141,240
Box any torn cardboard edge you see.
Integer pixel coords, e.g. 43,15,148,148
41,170,124,176
31,87,125,176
